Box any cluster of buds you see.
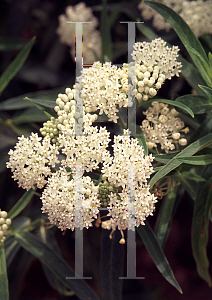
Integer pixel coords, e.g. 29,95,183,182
54,88,98,132
98,176,120,208
40,117,61,146
141,101,189,153
130,38,182,102
0,210,11,243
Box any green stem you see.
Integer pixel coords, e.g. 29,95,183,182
117,111,127,129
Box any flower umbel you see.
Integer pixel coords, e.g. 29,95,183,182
141,101,189,153
102,130,157,230
41,168,100,231
6,133,59,190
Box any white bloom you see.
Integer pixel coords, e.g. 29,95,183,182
58,125,111,174
57,2,102,63
7,133,59,190
141,102,188,153
102,130,157,230
41,168,100,231
75,62,132,123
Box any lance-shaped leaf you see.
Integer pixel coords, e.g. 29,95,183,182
0,37,35,94
15,231,100,300
0,245,9,300
24,97,55,109
177,155,212,165
143,1,209,86
7,188,36,220
149,133,212,188
137,222,182,293
0,38,28,51
175,94,212,114
154,187,178,248
100,229,124,300
38,227,74,296
12,108,49,124
199,85,212,102
0,85,68,111
184,45,212,87
191,177,212,286
135,126,148,155
154,151,180,164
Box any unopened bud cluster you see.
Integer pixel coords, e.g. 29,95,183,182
98,176,119,208
131,38,182,102
54,88,98,133
40,117,61,146
0,210,11,243
141,102,189,153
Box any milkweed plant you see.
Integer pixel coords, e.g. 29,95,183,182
0,1,212,299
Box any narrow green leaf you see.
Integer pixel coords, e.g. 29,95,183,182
180,177,197,200
100,229,124,300
7,188,36,220
15,231,100,300
0,245,9,300
149,133,212,188
137,222,182,293
38,227,72,296
190,118,212,144
24,97,55,108
155,187,178,248
0,37,35,94
199,85,212,102
108,5,119,30
185,45,212,86
0,38,28,51
100,0,112,61
177,155,212,165
12,108,49,124
136,20,207,96
136,126,148,155
148,99,194,118
175,94,212,114
0,86,68,111
143,1,209,85
44,111,54,119
186,46,212,76
209,52,212,68
4,237,21,267
180,171,206,182
192,177,212,286
154,151,180,164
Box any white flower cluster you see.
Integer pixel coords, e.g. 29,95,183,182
141,102,189,153
138,0,212,37
41,168,100,231
130,38,182,102
0,210,11,243
102,130,157,230
57,2,102,63
75,62,132,123
6,133,59,190
58,125,111,174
